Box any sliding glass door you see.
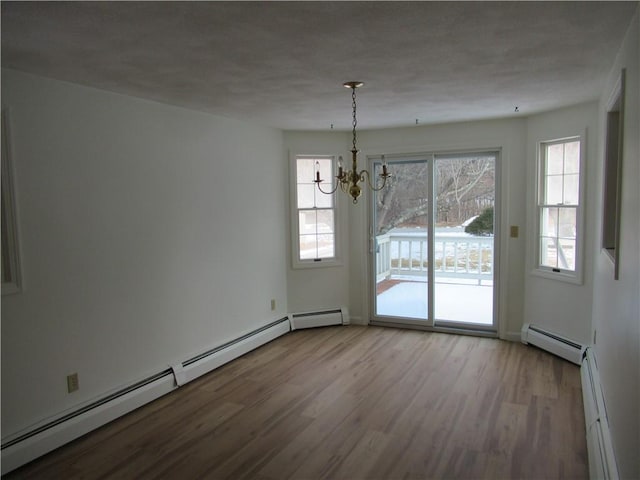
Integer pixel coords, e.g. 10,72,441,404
372,151,497,331
373,158,432,325
432,153,496,327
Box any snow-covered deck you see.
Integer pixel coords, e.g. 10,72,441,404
375,226,494,326
376,277,493,325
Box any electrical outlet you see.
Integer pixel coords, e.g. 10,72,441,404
67,373,79,393
510,225,519,238
270,299,276,311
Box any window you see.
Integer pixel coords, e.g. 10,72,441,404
291,155,338,267
537,137,583,282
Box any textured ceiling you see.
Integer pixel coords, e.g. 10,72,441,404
1,1,637,130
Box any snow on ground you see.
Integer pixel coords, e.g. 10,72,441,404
376,280,493,325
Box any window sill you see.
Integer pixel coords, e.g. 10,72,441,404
292,258,343,270
531,267,583,285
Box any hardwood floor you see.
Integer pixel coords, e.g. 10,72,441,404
5,326,588,479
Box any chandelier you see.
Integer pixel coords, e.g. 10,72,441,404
314,82,391,204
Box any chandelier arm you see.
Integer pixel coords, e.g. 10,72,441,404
314,180,340,195
360,169,390,192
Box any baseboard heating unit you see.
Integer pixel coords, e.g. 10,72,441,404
520,323,586,365
0,317,291,475
290,307,349,330
581,347,619,480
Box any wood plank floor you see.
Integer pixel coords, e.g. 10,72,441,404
5,326,588,479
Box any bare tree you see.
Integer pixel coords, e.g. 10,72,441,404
435,157,494,225
376,161,429,234
376,156,495,235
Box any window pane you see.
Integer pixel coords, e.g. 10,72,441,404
545,175,563,204
541,207,558,236
298,157,334,208
316,234,335,258
558,208,576,239
297,184,316,209
558,238,576,270
316,209,334,233
297,209,335,260
540,236,557,268
564,141,580,174
546,144,564,175
563,174,579,205
298,210,317,234
299,234,318,259
297,158,316,184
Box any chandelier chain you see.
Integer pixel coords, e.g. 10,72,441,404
351,86,357,151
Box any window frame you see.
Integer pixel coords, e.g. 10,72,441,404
602,69,625,280
534,135,585,284
290,154,341,269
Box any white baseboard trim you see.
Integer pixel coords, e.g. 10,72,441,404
1,317,291,475
289,307,350,330
581,347,619,479
1,373,176,475
521,323,585,365
182,317,290,381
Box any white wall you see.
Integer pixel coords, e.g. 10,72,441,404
1,69,288,438
285,119,528,337
591,9,640,479
523,102,599,344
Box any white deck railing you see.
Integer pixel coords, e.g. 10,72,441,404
376,231,493,285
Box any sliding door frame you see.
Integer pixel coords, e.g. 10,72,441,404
369,154,435,327
367,148,502,337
